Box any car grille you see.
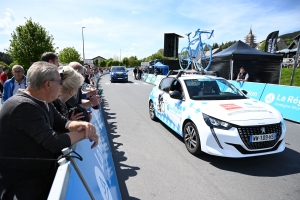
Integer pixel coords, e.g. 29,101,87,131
236,123,282,150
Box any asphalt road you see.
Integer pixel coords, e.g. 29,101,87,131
99,71,300,200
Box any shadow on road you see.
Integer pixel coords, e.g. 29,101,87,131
101,99,141,200
159,120,300,177
197,147,300,177
110,81,134,84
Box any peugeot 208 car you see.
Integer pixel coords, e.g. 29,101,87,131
148,70,286,157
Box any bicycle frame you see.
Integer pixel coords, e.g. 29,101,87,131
179,29,214,71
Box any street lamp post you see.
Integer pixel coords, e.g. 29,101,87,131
82,27,85,63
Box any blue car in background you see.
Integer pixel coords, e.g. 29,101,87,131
110,66,128,83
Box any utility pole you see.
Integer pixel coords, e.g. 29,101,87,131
82,27,86,63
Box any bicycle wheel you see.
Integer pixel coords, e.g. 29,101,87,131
179,47,192,70
197,43,212,70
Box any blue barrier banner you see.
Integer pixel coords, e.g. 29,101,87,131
229,81,266,100
65,107,121,200
146,74,153,83
154,75,165,86
260,84,300,123
150,75,157,84
142,74,148,81
65,164,91,199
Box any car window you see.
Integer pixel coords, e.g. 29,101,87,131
111,67,125,72
184,79,247,100
159,77,174,92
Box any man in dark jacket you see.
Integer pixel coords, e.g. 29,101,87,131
236,67,249,82
0,61,99,199
133,67,138,80
138,68,143,80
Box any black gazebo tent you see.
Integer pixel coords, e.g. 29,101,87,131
206,40,283,84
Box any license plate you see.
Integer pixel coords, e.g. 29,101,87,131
250,133,277,143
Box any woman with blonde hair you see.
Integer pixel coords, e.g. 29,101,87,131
52,65,86,121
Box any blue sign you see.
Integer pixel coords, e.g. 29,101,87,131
65,107,122,200
229,81,266,100
260,84,300,123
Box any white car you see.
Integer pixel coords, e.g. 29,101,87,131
148,71,286,157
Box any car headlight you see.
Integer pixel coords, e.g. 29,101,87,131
202,113,232,130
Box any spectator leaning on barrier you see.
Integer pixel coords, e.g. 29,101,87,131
66,62,102,110
1,65,27,104
0,61,99,199
52,65,86,121
41,52,59,67
84,65,92,84
0,66,9,97
236,67,249,82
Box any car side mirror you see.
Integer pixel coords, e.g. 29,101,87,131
241,90,248,95
170,91,183,100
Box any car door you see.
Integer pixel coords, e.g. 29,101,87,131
166,80,185,133
156,77,174,120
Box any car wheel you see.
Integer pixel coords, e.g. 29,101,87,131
183,121,202,155
149,100,157,121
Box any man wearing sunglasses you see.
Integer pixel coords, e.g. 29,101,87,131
1,65,27,104
0,61,99,199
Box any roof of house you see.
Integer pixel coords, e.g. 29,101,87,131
92,56,106,60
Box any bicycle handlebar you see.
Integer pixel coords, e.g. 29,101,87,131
193,29,214,39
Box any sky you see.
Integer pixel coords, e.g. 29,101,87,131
0,0,300,61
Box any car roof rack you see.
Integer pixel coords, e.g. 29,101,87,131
166,69,219,78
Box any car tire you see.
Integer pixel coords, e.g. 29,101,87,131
183,121,202,155
149,100,158,121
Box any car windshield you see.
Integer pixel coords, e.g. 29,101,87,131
112,67,126,72
184,78,247,100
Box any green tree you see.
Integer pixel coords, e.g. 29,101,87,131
157,48,164,55
58,47,81,64
122,57,129,67
6,18,56,70
112,60,120,66
134,60,140,67
212,43,219,49
0,52,13,65
128,56,137,67
259,40,266,51
284,38,293,46
107,60,113,67
99,60,107,67
0,61,8,67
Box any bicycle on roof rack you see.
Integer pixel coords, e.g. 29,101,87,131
179,29,214,71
